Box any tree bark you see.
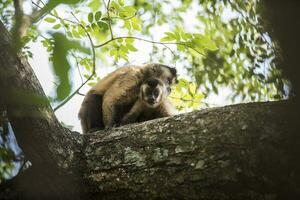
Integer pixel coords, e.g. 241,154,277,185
83,100,299,200
0,20,299,200
0,20,82,199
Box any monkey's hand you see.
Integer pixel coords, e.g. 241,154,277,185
104,122,118,131
120,113,139,126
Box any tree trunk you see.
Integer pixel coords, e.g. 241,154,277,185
0,20,299,200
0,20,82,199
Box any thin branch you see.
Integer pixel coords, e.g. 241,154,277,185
102,0,108,10
76,91,85,96
31,0,42,13
53,12,97,112
31,0,58,23
32,1,77,24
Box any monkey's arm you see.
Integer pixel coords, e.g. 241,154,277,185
102,74,140,128
120,100,144,125
102,103,118,129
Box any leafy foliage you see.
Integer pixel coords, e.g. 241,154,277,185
1,0,288,109
51,33,89,101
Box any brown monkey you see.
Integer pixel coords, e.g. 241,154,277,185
78,63,177,133
120,77,177,126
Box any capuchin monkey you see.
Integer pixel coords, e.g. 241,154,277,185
78,63,177,133
120,77,177,126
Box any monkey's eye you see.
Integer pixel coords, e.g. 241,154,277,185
167,78,172,85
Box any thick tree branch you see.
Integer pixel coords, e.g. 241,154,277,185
12,0,31,49
83,100,299,199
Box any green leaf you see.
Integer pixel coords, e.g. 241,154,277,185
192,34,218,51
160,32,176,42
88,0,101,11
88,12,93,23
45,17,56,23
95,11,102,21
131,17,141,31
110,1,121,10
160,36,174,42
51,33,89,101
78,26,85,35
127,44,137,52
119,45,128,54
97,21,108,30
91,23,97,30
125,38,134,44
120,6,136,17
124,20,131,30
53,24,61,29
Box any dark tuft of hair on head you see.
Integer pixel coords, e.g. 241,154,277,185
144,78,160,88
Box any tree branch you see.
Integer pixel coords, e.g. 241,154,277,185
82,100,299,199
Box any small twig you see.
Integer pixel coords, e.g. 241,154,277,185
77,91,85,96
32,1,77,24
31,0,58,23
102,0,108,10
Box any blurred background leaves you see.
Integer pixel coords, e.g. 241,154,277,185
0,0,288,109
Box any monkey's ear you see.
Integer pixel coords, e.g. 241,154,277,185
167,67,178,84
169,67,177,77
174,77,178,84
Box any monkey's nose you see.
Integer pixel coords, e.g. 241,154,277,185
148,97,155,104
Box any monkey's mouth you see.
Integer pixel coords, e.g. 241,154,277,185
147,100,158,107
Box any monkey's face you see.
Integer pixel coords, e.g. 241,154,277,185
144,63,178,89
140,78,167,108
